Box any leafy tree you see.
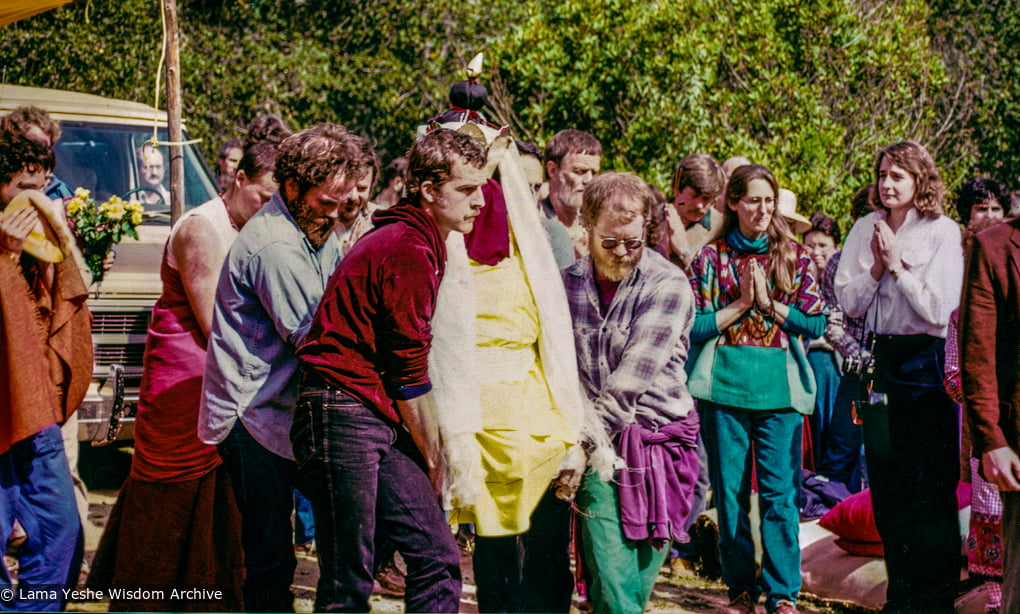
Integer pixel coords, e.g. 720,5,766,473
927,0,1020,195
0,0,1004,229
486,0,974,227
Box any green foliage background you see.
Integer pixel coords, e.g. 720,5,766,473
1,0,1016,226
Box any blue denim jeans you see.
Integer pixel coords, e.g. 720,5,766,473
0,425,83,612
217,421,297,613
293,489,315,546
291,374,461,613
699,401,802,613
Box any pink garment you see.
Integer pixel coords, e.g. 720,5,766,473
131,201,235,482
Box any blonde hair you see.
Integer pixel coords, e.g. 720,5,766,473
581,172,654,229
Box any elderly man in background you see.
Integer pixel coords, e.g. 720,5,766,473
540,129,602,260
564,171,700,613
199,124,365,612
135,143,171,205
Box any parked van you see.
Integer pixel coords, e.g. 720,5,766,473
0,84,218,442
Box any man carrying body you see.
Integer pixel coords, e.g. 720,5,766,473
87,141,280,610
292,128,485,612
961,215,1020,614
563,171,700,613
199,123,365,612
654,153,727,273
0,132,92,611
540,129,602,261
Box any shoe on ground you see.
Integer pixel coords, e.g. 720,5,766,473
668,557,697,579
728,591,757,614
294,541,316,557
771,600,799,614
374,563,406,598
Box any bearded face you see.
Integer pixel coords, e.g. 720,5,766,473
588,212,645,282
548,152,600,215
285,175,357,248
291,197,335,248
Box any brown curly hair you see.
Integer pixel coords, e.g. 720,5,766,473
1,106,60,145
871,141,944,219
403,129,486,202
273,123,365,197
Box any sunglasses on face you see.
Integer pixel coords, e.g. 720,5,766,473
600,236,644,251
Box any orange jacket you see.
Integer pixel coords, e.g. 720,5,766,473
0,255,92,454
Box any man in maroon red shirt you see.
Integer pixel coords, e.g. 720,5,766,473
294,128,487,613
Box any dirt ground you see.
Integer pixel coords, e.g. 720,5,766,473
66,444,864,614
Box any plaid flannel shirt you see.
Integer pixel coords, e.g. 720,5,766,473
564,249,696,436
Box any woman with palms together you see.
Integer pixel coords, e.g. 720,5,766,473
688,164,827,614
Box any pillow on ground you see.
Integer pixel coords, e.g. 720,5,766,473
818,483,973,557
818,488,880,544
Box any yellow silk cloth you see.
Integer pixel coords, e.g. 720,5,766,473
449,243,573,537
0,1,75,26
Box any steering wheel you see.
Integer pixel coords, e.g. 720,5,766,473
119,186,170,221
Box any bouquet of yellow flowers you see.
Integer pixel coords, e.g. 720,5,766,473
64,188,144,283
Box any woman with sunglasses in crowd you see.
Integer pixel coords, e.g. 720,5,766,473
687,164,827,614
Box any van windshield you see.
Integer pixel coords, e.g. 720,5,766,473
54,123,217,225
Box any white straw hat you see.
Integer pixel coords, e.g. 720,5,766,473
777,189,811,235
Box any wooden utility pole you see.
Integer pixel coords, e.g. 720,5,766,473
164,0,184,224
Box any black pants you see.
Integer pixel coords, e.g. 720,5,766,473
472,486,574,613
862,334,960,614
218,422,297,613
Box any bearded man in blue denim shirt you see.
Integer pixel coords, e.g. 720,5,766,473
199,123,366,612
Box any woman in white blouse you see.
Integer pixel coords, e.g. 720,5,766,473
834,141,963,614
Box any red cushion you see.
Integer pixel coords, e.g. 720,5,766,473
834,537,884,558
819,489,881,543
818,483,972,557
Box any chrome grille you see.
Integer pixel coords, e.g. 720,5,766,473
92,311,151,335
94,344,146,367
